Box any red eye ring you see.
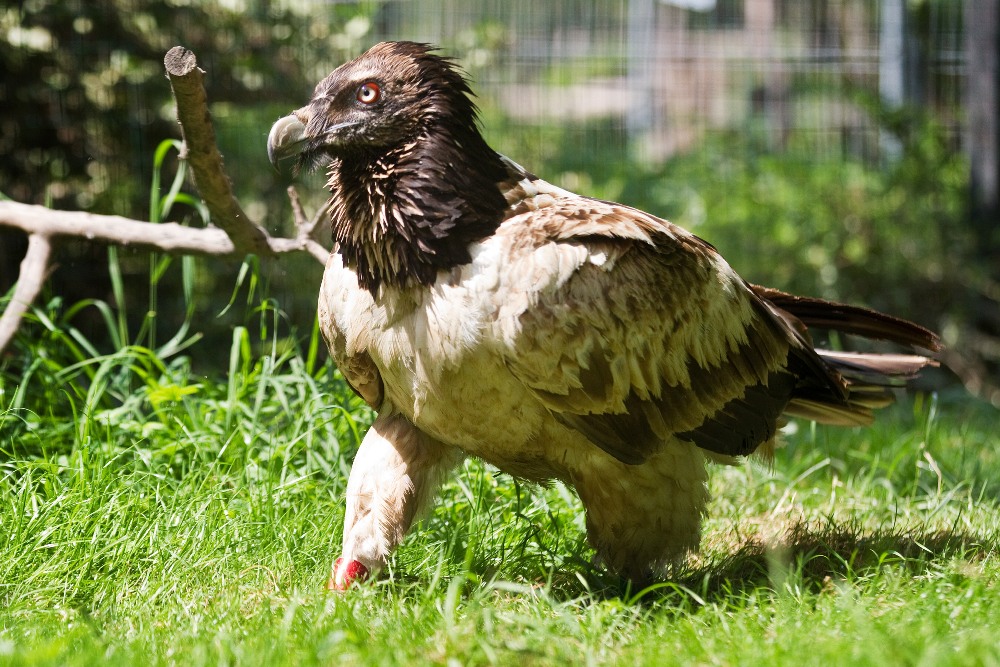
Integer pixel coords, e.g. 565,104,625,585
357,82,381,105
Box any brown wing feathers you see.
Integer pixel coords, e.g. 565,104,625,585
507,198,941,463
510,212,805,462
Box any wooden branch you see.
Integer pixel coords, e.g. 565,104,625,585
0,233,52,355
164,46,275,256
0,202,236,256
0,200,328,355
0,46,332,356
287,186,331,262
0,200,329,263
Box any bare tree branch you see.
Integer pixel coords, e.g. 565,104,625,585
164,46,274,256
0,233,52,355
0,199,330,268
288,186,332,247
0,46,331,357
286,186,331,263
0,202,236,255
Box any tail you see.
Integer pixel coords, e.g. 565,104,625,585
752,285,942,427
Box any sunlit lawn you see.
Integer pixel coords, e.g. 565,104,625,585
1,322,998,665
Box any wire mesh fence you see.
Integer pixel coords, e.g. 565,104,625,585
1,0,969,213
349,0,967,167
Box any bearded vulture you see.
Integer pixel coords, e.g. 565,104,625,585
267,41,941,589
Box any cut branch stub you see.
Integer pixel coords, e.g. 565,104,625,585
164,45,273,256
164,45,198,77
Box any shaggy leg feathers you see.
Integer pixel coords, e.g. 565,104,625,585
330,411,459,591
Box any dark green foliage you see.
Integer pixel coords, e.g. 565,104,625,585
0,0,375,213
3,0,990,387
0,0,373,346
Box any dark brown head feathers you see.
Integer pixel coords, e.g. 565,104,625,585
299,41,509,292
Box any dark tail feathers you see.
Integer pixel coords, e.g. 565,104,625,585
752,285,942,427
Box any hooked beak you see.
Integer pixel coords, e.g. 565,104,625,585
267,109,308,170
267,106,364,173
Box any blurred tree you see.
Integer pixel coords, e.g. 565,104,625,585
0,0,376,345
966,0,999,254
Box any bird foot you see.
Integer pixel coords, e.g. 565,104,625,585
326,557,370,591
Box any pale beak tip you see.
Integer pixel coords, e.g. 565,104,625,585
267,113,307,170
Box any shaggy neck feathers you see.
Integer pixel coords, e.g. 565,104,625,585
327,95,507,294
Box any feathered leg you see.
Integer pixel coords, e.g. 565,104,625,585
570,440,710,584
331,410,461,590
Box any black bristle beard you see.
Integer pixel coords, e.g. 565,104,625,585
327,126,508,294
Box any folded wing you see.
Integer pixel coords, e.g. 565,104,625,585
501,194,938,464
502,196,819,462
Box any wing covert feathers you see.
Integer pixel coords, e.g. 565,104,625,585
503,193,798,462
501,178,940,463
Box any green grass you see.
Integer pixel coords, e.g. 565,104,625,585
1,302,999,666
1,131,998,663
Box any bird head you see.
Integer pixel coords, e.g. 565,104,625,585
267,41,482,170
267,42,508,292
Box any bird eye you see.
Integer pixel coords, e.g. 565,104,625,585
356,82,381,105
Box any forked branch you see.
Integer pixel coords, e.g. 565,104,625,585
0,47,327,356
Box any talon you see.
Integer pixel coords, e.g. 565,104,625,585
327,557,370,591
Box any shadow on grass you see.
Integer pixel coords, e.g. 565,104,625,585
501,520,995,606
